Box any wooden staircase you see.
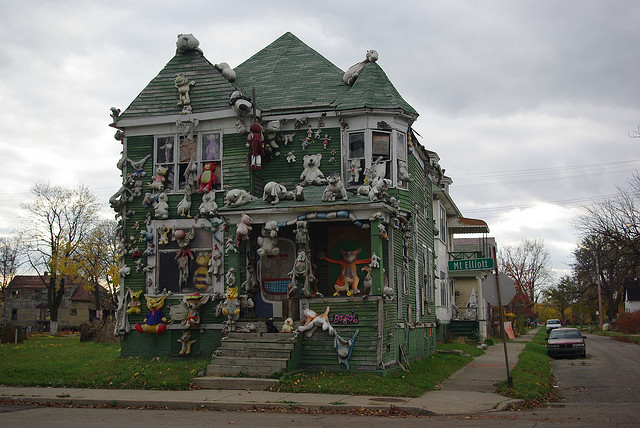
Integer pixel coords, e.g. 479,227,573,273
192,328,299,390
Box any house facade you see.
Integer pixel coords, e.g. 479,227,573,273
110,33,483,372
1,275,103,331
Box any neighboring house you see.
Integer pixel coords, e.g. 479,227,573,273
110,33,482,372
624,277,640,313
1,275,106,331
450,235,495,340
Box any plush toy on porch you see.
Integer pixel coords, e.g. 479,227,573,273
125,287,143,315
173,226,196,288
281,317,294,333
169,292,210,329
257,222,279,257
299,153,326,186
217,285,241,332
235,212,252,242
135,294,168,334
177,330,196,356
322,249,371,296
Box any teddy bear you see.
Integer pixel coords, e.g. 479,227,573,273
157,225,171,245
149,165,168,191
154,192,169,219
264,120,281,149
286,151,296,163
257,223,279,257
224,189,258,208
299,153,326,186
295,220,308,244
367,178,392,201
348,159,363,184
214,62,236,82
174,73,195,109
176,33,202,54
343,49,379,86
199,191,218,216
262,181,294,205
322,175,348,202
209,248,223,278
235,212,252,242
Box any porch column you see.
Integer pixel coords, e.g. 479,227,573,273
370,219,384,296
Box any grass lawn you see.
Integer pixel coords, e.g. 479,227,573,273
496,327,554,403
273,342,484,397
0,335,208,390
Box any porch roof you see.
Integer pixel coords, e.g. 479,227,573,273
448,217,490,234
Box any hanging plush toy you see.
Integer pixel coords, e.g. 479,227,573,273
198,163,216,193
323,249,371,296
246,122,264,170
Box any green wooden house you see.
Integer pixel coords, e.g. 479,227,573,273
110,33,447,373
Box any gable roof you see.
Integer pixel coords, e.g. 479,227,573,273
120,49,238,120
337,62,418,116
234,32,346,114
6,275,48,290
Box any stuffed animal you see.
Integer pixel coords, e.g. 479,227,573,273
322,175,348,202
299,153,326,186
229,90,252,118
218,285,241,331
323,249,371,296
199,191,218,216
177,192,192,217
265,317,278,333
209,248,223,278
125,287,143,315
193,252,211,291
135,294,168,334
257,224,279,257
215,62,236,82
343,49,379,85
197,163,216,193
224,189,258,208
281,317,294,333
154,192,169,219
177,330,196,356
176,33,202,54
169,292,210,328
157,225,171,245
262,181,294,205
295,220,308,244
235,212,252,242
348,159,363,184
264,120,281,149
149,166,168,191
174,73,195,108
397,160,412,186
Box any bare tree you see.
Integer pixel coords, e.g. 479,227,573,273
0,234,23,290
20,181,98,335
498,238,552,317
74,219,120,314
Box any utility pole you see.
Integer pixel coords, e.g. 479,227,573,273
594,251,604,330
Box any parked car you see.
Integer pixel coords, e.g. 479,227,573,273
546,327,587,358
546,318,562,334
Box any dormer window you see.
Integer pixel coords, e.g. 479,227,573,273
153,132,222,194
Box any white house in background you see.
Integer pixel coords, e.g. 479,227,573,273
624,277,640,313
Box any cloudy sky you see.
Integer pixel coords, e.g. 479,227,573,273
1,1,638,278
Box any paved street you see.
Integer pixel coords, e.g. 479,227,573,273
1,332,639,426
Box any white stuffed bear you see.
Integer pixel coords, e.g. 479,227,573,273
262,181,294,205
176,33,202,54
229,90,252,118
225,189,258,208
299,153,326,186
322,175,348,202
257,223,279,257
199,191,218,215
215,62,236,82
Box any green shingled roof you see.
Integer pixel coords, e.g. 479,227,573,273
120,33,418,120
234,32,346,113
120,50,237,119
337,62,418,116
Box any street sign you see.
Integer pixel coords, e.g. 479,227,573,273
448,257,494,271
482,273,516,306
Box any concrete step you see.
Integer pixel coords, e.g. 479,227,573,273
210,356,289,369
214,348,293,358
219,341,295,351
205,364,286,377
225,332,297,341
191,376,279,390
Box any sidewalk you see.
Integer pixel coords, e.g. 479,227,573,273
0,329,537,416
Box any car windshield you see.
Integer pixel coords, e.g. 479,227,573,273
547,320,561,325
549,330,582,339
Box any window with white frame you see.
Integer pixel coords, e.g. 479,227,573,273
344,129,408,188
439,205,447,243
153,132,222,194
155,221,215,294
439,271,448,307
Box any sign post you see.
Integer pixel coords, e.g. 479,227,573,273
493,247,513,388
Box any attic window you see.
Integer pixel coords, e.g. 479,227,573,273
153,132,222,194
